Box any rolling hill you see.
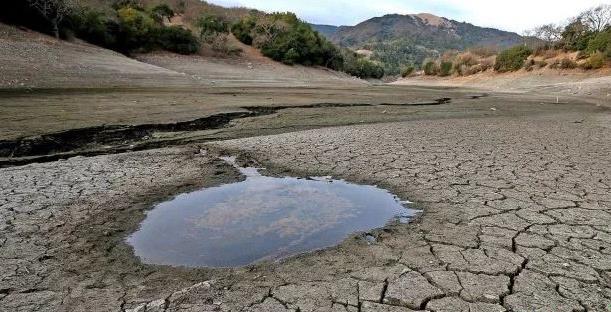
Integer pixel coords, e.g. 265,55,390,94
313,13,525,74
310,24,340,38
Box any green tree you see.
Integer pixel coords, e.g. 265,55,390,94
26,0,75,38
233,12,343,71
116,6,156,51
112,0,142,10
561,19,594,51
151,4,174,24
342,51,384,78
198,14,229,42
70,9,116,47
586,28,611,57
153,26,200,54
231,15,257,45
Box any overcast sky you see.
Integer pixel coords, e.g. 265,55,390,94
207,0,608,33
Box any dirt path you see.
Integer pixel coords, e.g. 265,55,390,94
1,91,609,311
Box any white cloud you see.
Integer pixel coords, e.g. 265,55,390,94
208,0,608,33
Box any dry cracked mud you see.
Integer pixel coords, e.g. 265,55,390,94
1,93,611,311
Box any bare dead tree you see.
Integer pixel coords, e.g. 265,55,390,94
529,23,563,43
579,4,611,32
26,0,78,39
251,15,289,48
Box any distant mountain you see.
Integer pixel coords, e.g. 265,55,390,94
312,13,525,75
310,24,339,38
329,13,523,50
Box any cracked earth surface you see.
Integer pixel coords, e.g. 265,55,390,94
212,110,611,311
1,100,611,311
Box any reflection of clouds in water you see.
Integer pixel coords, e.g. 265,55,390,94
193,177,358,239
129,163,414,267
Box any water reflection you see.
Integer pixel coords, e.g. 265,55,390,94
127,157,416,268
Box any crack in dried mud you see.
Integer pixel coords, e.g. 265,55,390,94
0,98,456,167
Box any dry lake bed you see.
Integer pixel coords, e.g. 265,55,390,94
1,85,610,312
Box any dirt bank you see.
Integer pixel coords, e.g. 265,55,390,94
0,23,362,90
394,68,611,107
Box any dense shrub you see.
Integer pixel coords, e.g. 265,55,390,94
494,46,533,72
263,18,341,68
68,4,200,55
232,12,344,71
153,26,200,54
151,4,174,23
438,61,453,76
561,20,595,51
0,0,54,35
401,65,415,77
198,14,229,39
423,61,438,75
115,7,157,52
343,57,384,79
367,39,436,75
582,51,606,69
70,9,118,48
586,29,611,57
231,16,256,45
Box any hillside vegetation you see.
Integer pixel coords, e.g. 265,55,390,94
416,5,610,78
315,13,525,75
0,0,385,79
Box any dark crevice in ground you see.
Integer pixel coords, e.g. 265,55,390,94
0,99,454,168
467,93,489,99
0,111,261,159
379,279,389,304
380,97,452,106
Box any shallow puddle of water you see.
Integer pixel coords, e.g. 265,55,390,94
127,157,416,268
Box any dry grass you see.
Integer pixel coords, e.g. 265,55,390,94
533,47,560,59
467,46,499,58
437,51,496,76
427,46,607,78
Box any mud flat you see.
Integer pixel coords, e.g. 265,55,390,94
1,86,610,311
0,86,573,167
